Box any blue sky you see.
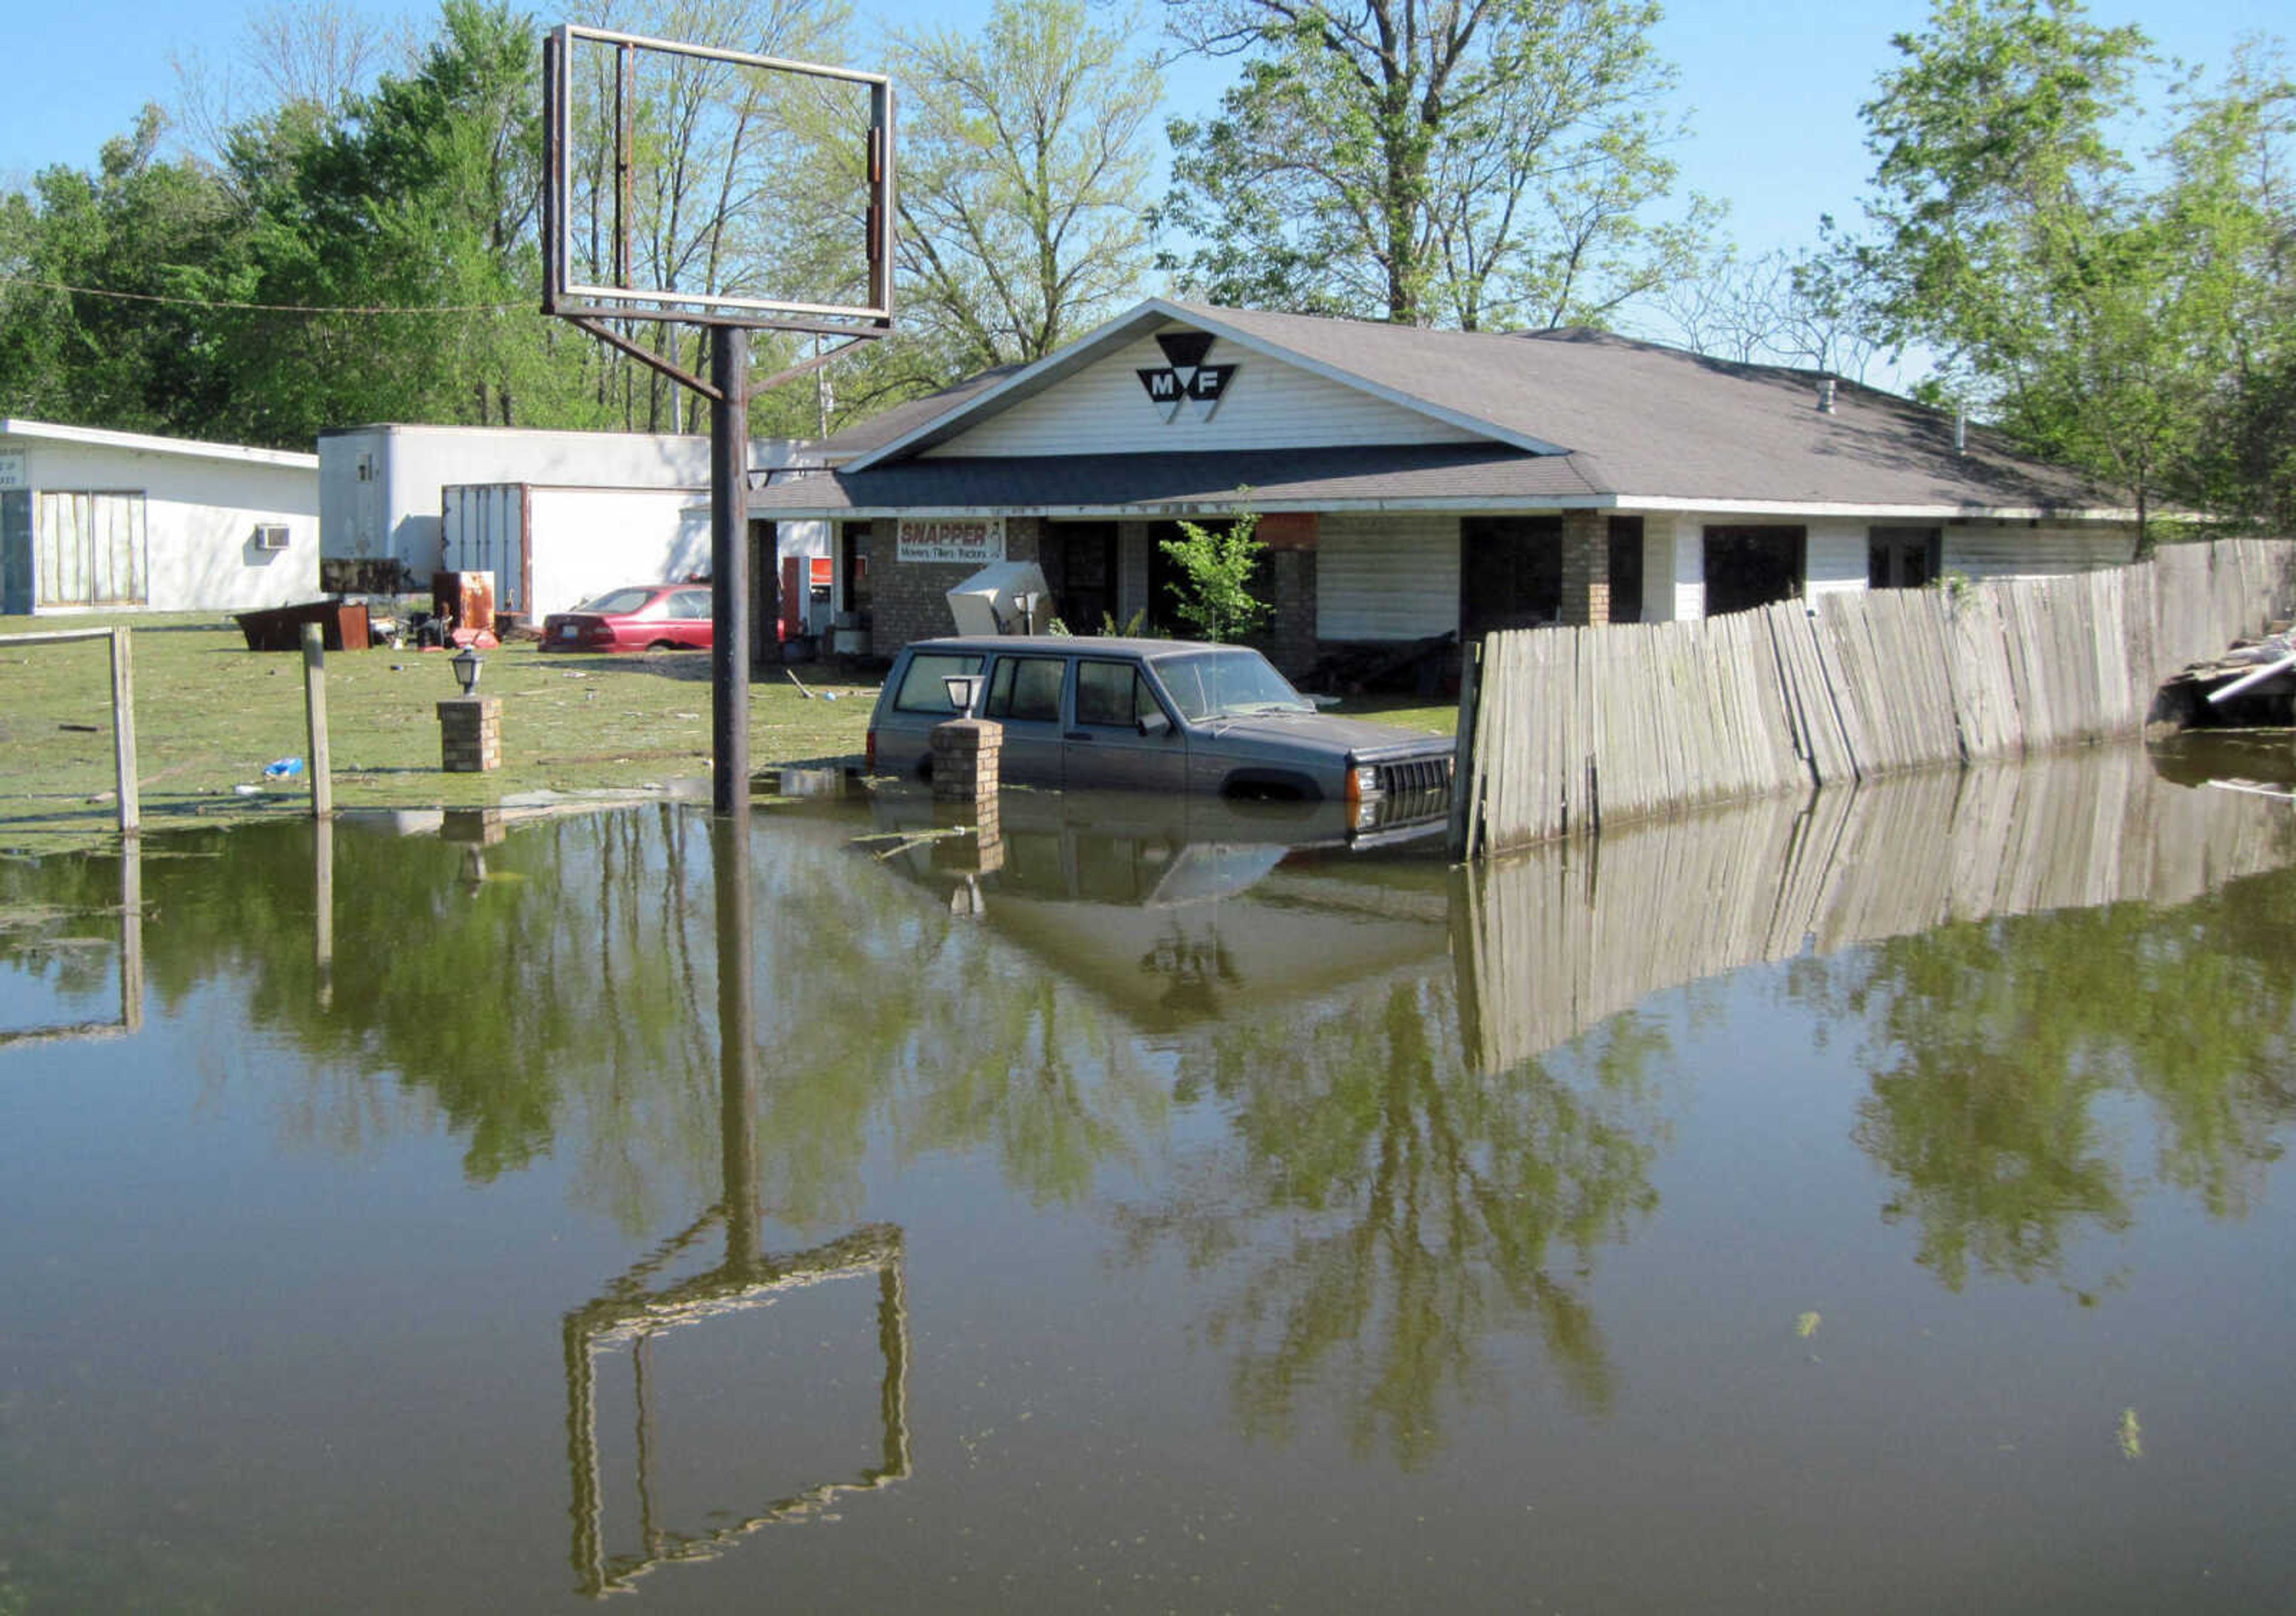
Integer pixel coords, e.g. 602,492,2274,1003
1,0,2275,272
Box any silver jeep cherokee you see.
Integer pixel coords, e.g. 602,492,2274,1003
867,636,1453,831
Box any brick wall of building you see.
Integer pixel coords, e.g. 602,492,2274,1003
1559,508,1611,626
871,517,1045,652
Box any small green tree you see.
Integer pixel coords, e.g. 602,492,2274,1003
1159,508,1271,642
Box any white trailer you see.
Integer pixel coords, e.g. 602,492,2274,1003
317,423,813,593
442,483,708,621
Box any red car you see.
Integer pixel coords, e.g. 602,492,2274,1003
540,584,715,653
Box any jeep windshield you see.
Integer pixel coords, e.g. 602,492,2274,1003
1154,648,1315,721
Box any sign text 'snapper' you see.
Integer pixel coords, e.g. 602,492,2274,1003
897,516,1005,566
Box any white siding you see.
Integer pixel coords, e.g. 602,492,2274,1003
8,435,319,613
923,325,1484,459
1645,511,1703,621
1944,523,2137,580
1806,520,1869,598
1317,513,1461,640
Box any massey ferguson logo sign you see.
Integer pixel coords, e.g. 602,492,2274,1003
1137,330,1235,422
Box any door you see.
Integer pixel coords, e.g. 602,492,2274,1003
1,490,29,614
1065,656,1186,792
980,653,1071,786
1050,522,1120,633
36,491,147,607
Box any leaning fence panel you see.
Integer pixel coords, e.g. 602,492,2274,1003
1459,537,2296,859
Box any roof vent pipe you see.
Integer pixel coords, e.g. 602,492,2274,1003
1817,377,1837,414
1954,409,1967,456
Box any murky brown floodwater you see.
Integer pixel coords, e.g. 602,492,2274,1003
3,742,2293,1614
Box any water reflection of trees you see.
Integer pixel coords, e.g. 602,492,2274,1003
1122,981,1668,1468
1795,872,2296,1291
0,809,1168,1234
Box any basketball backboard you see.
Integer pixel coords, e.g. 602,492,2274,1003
542,23,894,338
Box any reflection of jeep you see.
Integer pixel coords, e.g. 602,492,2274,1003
866,636,1453,834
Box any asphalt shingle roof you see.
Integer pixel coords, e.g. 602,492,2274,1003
773,301,2123,516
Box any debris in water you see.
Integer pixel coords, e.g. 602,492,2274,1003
1795,1311,1821,1340
2118,1408,2142,1461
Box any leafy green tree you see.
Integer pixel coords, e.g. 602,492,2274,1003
1850,1,2294,538
1161,0,1711,328
0,109,249,436
893,0,1160,375
1159,508,1272,642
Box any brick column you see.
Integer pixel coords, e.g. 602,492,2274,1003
1559,508,1611,627
437,696,502,772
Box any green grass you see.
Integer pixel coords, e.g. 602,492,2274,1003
0,613,877,852
0,612,1459,855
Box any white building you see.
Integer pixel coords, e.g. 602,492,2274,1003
318,423,825,624
752,300,2143,670
0,420,319,617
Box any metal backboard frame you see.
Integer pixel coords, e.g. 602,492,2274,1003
541,23,895,341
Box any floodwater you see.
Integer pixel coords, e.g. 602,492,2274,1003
3,745,2294,1614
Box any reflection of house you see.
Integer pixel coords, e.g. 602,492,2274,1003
1,419,317,615
751,300,2138,670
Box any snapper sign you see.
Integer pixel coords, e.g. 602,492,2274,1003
1136,331,1235,423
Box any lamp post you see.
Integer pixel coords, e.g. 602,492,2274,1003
439,645,500,772
942,672,982,716
451,645,485,695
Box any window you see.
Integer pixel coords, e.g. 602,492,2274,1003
892,652,984,714
667,589,713,619
1869,527,1942,590
578,587,655,615
985,656,1066,723
1153,648,1311,721
1075,660,1159,728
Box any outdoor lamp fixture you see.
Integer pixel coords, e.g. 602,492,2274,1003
1016,591,1043,634
450,645,485,695
942,672,983,715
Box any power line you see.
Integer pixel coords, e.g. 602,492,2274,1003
0,273,524,316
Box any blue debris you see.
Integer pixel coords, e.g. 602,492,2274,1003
262,757,306,779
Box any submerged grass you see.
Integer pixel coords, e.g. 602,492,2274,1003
0,611,1458,855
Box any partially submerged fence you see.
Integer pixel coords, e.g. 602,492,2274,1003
1452,537,2296,858
1,626,139,833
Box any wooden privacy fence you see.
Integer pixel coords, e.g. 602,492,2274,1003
1453,537,2296,858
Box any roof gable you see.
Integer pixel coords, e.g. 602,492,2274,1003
843,298,1567,469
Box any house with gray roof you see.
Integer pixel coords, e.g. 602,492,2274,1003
750,298,2139,672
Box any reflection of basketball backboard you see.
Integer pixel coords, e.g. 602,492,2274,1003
563,1219,909,1597
541,23,894,337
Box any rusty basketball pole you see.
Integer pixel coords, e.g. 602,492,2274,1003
541,24,895,813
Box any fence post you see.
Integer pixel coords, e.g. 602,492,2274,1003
301,622,333,817
108,627,139,835
1448,638,1482,862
